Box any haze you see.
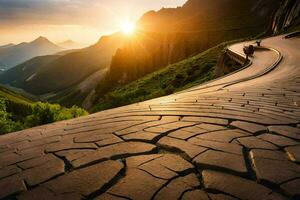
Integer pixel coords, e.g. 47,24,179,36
0,0,187,46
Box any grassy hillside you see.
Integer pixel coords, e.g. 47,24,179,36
0,86,88,134
93,40,241,112
108,0,279,85
0,85,33,113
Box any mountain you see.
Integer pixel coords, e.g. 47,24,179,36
0,0,286,110
107,0,280,85
0,85,32,108
22,33,124,95
58,40,84,49
93,41,237,112
92,0,299,112
0,36,63,71
0,55,60,88
0,33,125,101
0,0,281,109
272,0,300,33
0,43,15,49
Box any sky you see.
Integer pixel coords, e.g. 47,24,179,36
0,0,187,46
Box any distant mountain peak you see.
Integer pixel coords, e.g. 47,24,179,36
58,39,85,49
59,40,76,45
37,36,47,40
0,36,62,70
32,36,52,44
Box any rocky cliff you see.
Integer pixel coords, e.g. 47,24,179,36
272,0,300,33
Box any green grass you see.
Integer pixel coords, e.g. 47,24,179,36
0,85,88,134
0,85,32,106
93,40,241,112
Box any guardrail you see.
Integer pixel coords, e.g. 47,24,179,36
178,42,282,94
178,45,252,93
284,31,300,39
222,46,282,88
226,49,247,65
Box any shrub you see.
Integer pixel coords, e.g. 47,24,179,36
0,98,88,134
164,85,175,95
0,98,25,134
25,102,88,127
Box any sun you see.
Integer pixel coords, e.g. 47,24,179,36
121,21,136,35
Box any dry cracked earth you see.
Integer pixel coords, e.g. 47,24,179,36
0,35,300,200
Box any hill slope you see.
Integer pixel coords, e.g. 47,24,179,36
0,33,125,96
89,0,280,110
0,0,282,109
0,44,15,49
0,37,63,70
0,85,88,134
58,40,84,49
93,40,242,111
272,0,300,33
0,85,32,108
107,0,280,85
0,55,60,88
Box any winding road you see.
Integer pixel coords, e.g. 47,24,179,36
0,34,300,200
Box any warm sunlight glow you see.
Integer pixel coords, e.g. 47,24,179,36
121,21,136,35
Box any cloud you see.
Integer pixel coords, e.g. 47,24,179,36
0,0,187,44
0,0,187,26
0,0,99,26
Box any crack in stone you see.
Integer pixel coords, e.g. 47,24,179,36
204,188,243,200
113,119,163,135
194,160,248,179
86,159,127,199
65,118,160,135
118,120,182,137
53,153,73,173
156,144,193,162
106,192,133,200
247,150,292,198
267,131,300,143
151,124,200,144
229,135,252,143
149,104,295,121
73,147,159,170
150,170,196,200
242,147,257,181
138,168,170,181
156,145,206,190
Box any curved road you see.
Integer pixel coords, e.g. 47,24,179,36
0,35,300,200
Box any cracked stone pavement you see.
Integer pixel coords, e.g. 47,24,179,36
0,35,300,200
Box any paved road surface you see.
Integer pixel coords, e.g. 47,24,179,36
0,35,299,200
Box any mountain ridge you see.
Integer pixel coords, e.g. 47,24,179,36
107,0,280,86
0,0,292,110
0,36,63,70
0,43,15,49
58,39,84,49
0,32,126,101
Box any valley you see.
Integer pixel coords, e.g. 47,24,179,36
0,0,284,111
0,0,299,134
